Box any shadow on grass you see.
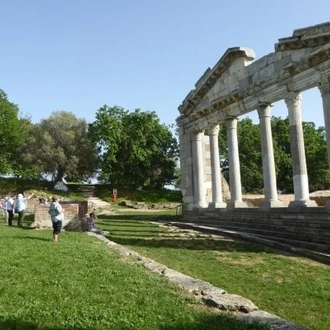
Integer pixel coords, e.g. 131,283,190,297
0,314,269,330
97,215,294,258
106,235,271,254
96,216,272,254
0,319,94,330
98,213,180,222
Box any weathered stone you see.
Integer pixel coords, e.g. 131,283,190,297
238,310,309,330
177,22,330,213
202,293,257,313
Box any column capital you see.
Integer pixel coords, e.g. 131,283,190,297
257,103,273,118
190,130,204,141
256,102,273,109
284,92,302,108
319,78,330,97
226,117,238,129
207,124,219,136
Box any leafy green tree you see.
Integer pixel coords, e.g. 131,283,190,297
19,111,99,182
271,117,293,192
237,118,263,193
89,105,179,188
271,117,330,192
218,118,262,193
0,89,31,174
301,122,330,191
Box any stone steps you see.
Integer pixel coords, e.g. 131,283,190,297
171,221,330,266
187,222,330,247
87,197,113,214
180,209,330,265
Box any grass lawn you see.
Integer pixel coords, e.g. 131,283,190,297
0,215,268,330
95,210,330,330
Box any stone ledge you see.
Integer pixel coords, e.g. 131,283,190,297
90,232,308,330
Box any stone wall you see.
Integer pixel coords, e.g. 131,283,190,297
31,201,89,228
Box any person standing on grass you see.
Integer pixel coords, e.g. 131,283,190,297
48,196,64,242
15,192,33,227
3,196,15,226
2,197,9,224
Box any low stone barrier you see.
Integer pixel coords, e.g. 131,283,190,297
30,201,89,228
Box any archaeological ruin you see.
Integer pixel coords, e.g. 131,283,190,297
177,22,330,212
176,22,330,259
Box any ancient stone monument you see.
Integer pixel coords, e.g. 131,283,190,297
177,22,330,212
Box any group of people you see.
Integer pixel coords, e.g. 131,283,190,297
2,194,105,242
2,193,34,227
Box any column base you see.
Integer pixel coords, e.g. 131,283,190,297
259,199,285,210
193,202,208,209
208,202,227,209
227,200,248,211
324,200,330,211
288,199,318,210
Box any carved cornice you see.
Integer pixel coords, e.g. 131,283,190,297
275,22,330,52
211,91,242,109
178,47,255,116
190,108,210,120
177,22,330,133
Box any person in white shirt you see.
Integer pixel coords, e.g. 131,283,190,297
15,193,33,227
2,197,9,224
3,196,15,226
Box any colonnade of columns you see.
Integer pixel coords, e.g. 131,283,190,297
188,86,330,210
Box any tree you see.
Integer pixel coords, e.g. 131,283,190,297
301,122,330,191
218,118,263,193
0,89,31,174
88,105,179,188
271,117,293,192
19,111,99,182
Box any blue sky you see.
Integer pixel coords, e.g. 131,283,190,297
1,0,329,128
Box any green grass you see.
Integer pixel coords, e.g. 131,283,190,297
95,184,182,204
0,217,268,330
0,178,182,205
95,213,330,330
2,178,329,329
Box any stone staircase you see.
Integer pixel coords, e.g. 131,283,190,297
88,196,113,214
76,185,113,214
180,208,330,265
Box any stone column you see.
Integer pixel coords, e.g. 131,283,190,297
319,78,330,211
226,118,247,209
191,130,207,208
178,126,194,210
319,78,330,168
257,104,283,209
208,125,226,208
284,92,316,208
